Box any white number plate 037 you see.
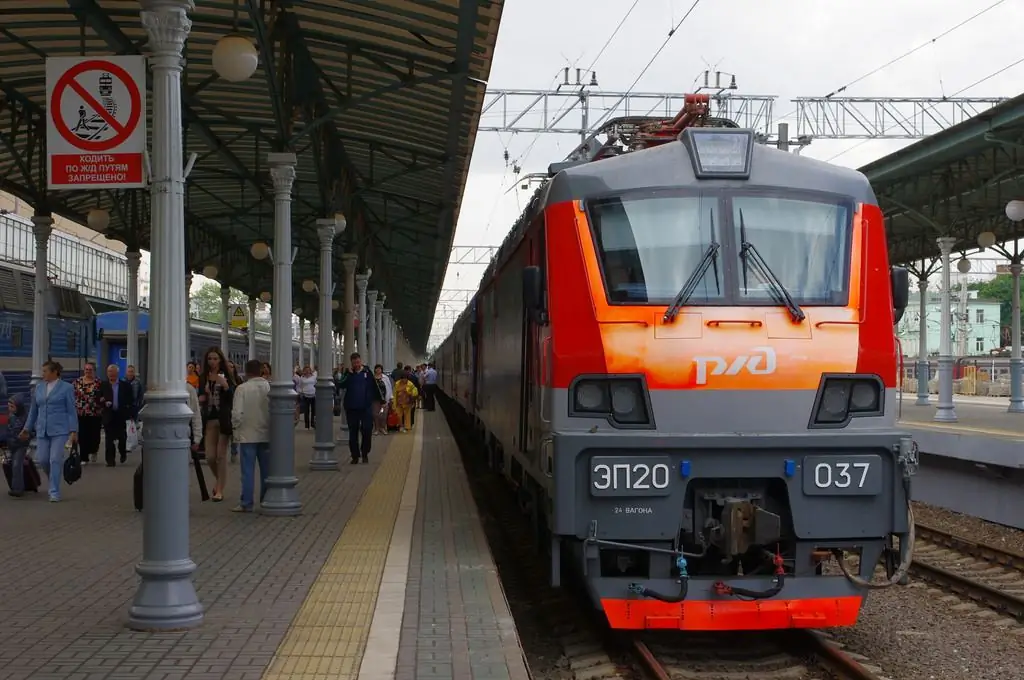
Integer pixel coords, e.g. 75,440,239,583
801,454,883,496
590,456,673,497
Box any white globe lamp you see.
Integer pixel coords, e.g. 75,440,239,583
331,299,340,310
250,242,270,260
87,208,109,232
335,213,347,231
202,264,219,280
956,258,972,274
1006,200,1024,223
301,279,316,293
977,231,997,249
212,35,259,83
259,291,271,303
293,307,303,316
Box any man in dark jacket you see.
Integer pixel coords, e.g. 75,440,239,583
338,352,374,464
100,364,136,466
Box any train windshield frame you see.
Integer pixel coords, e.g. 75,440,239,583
587,187,855,308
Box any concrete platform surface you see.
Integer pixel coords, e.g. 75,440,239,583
0,416,530,680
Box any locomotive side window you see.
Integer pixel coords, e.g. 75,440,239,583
731,196,851,305
590,195,719,304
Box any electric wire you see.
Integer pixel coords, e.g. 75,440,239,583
772,0,1009,130
826,55,1024,163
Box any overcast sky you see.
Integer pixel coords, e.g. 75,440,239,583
427,0,1024,344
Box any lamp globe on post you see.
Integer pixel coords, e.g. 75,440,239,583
302,279,317,293
259,291,271,303
956,258,972,274
202,265,219,280
977,231,997,250
1006,200,1024,223
212,34,259,83
250,242,270,261
87,208,110,232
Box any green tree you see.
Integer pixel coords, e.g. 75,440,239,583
190,281,270,332
969,275,1023,343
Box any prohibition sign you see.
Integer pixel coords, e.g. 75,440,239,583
50,59,142,153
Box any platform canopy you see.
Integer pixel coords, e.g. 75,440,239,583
0,0,502,352
862,92,1024,266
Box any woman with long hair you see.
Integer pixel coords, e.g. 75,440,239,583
297,365,317,429
72,362,104,464
197,346,236,502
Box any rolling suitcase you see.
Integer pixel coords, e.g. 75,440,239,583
3,451,41,493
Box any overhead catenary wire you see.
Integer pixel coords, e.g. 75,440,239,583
826,54,1024,163
773,0,1009,127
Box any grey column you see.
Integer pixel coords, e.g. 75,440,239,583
298,318,306,367
30,214,52,393
356,273,369,356
126,250,142,370
129,0,202,631
366,290,378,367
185,271,193,319
247,296,257,360
220,284,230,351
1009,262,1023,413
383,310,393,369
311,218,339,471
934,236,957,423
342,254,358,364
262,152,302,516
374,294,385,370
915,272,930,406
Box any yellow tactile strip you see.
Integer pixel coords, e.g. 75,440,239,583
263,433,415,680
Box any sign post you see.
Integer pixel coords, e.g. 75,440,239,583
45,56,147,191
229,303,249,329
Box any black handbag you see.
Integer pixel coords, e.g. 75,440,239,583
63,443,82,485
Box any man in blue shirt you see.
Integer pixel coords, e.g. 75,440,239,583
338,352,374,464
423,363,438,411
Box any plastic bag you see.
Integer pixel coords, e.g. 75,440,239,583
126,420,139,451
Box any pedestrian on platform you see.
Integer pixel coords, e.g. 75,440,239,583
231,359,270,513
198,346,236,503
72,362,103,464
100,364,135,467
338,352,374,464
5,393,31,498
21,361,78,502
392,373,418,433
423,362,438,411
372,364,392,435
297,365,317,429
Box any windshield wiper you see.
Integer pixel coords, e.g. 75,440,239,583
738,208,806,323
663,209,721,322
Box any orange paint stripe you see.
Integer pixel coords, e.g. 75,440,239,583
601,596,863,631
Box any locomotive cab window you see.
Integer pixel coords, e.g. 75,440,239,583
732,196,851,306
590,195,720,304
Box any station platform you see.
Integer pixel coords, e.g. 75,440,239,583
0,414,529,680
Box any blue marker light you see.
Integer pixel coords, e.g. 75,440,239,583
680,460,691,478
784,459,796,478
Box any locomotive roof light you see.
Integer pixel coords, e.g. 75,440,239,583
681,128,754,180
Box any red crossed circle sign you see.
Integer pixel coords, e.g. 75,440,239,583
50,59,142,153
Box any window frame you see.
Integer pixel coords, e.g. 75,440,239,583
584,185,855,308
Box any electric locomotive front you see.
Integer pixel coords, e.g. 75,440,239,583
525,128,916,632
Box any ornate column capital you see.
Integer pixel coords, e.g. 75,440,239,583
126,250,142,271
140,1,193,60
31,214,53,244
916,277,927,292
341,253,358,275
355,273,369,294
382,308,392,321
315,217,337,247
220,284,230,302
1011,263,1023,276
367,289,378,306
268,152,297,196
936,236,957,255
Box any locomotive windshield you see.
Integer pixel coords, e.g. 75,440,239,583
589,191,852,307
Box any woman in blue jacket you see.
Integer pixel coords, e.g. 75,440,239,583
20,361,78,502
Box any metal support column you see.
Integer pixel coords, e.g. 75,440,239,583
934,236,958,423
311,218,339,471
341,255,357,364
915,272,930,406
262,152,302,516
247,296,258,360
1009,262,1023,413
382,309,393,369
126,250,142,370
30,214,52,393
356,273,369,357
366,289,378,366
129,0,202,631
220,284,230,351
373,295,384,370
298,318,306,367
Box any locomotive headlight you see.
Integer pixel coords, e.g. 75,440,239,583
610,381,647,424
574,381,608,412
811,375,885,427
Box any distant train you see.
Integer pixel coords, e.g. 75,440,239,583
94,310,300,378
436,97,916,633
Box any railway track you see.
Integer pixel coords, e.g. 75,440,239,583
911,521,1024,622
441,398,889,680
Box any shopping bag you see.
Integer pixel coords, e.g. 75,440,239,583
63,443,82,485
126,420,139,451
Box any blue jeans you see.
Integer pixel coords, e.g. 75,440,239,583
238,442,269,509
8,446,28,494
36,434,68,499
